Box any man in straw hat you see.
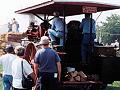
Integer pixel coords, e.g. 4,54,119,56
34,36,61,90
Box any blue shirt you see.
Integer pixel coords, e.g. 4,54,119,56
34,48,61,73
81,18,96,34
51,17,64,32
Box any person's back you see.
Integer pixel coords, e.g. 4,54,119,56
52,17,64,32
12,45,35,90
12,57,33,89
0,45,16,90
35,48,60,73
81,18,96,34
34,36,61,90
0,53,16,75
80,13,96,64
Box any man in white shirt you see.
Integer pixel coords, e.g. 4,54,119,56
0,45,17,90
12,18,19,32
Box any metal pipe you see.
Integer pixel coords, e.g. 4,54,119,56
63,6,66,48
33,13,44,21
90,13,93,45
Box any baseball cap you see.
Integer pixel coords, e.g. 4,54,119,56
5,44,14,53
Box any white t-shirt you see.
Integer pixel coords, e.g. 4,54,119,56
12,20,19,32
12,57,33,89
0,53,17,75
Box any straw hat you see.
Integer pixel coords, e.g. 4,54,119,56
39,36,50,45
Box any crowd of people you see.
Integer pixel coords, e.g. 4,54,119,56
0,36,61,90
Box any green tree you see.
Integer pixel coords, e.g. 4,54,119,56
97,14,120,44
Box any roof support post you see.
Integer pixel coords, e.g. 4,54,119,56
63,6,66,48
90,13,93,45
44,14,47,20
89,13,94,61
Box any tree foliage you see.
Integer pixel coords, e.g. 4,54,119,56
97,14,120,44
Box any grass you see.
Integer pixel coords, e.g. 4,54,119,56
104,81,120,90
111,81,120,87
105,87,120,90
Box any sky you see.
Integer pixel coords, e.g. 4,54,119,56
0,0,120,33
0,0,30,33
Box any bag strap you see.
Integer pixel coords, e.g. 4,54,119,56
21,60,25,77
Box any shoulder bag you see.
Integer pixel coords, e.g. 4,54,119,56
21,60,35,89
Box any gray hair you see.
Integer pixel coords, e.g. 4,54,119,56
15,46,25,56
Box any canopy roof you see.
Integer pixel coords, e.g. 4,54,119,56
15,0,120,16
